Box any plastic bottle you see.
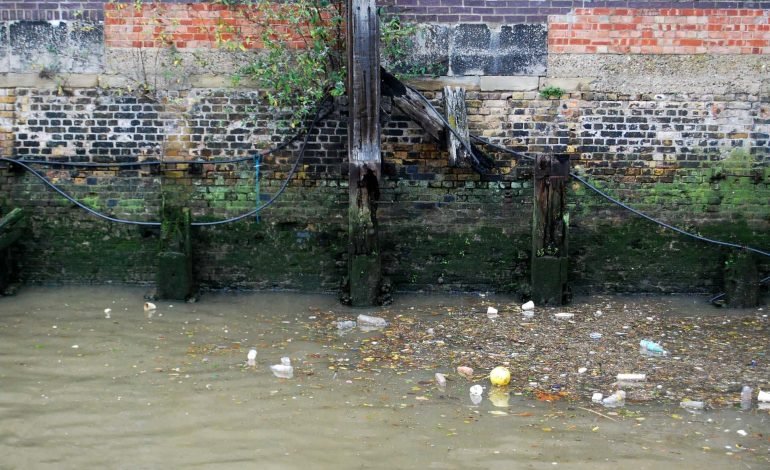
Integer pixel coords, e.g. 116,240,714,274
602,390,626,408
639,339,667,357
741,386,753,410
270,357,294,379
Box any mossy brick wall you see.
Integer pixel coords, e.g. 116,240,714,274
0,2,768,296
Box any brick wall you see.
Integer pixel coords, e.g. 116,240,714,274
385,1,770,24
549,8,770,54
0,89,14,157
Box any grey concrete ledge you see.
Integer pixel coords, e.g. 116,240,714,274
548,54,770,95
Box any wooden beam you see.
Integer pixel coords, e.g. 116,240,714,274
346,0,382,306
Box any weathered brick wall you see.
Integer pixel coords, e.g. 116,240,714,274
0,2,768,296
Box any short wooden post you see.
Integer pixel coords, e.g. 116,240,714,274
0,208,25,294
346,0,382,306
157,203,193,300
723,250,759,308
531,154,570,305
444,86,470,167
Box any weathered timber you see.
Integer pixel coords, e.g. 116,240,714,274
381,68,445,143
532,154,570,305
0,208,25,294
723,250,759,308
0,208,24,251
444,86,470,167
381,69,494,172
347,0,382,306
157,205,193,300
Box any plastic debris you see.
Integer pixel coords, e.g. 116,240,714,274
602,390,626,408
104,308,111,319
592,392,603,403
617,373,646,382
270,357,293,379
521,301,535,311
737,430,748,437
490,366,511,386
554,312,574,320
680,400,705,410
247,348,257,367
486,307,499,319
639,339,668,356
356,314,388,328
457,366,474,380
144,302,157,312
435,373,447,388
741,386,753,410
757,390,770,402
336,320,356,330
578,367,587,374
589,332,602,340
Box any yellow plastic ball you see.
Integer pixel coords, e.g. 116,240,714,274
489,366,511,386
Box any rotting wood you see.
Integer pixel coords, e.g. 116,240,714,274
532,154,570,305
346,0,382,306
381,68,493,173
156,204,194,301
0,208,25,294
443,86,470,167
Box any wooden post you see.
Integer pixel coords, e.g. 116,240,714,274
156,191,194,300
723,251,759,308
346,0,382,306
0,208,25,294
532,154,570,305
443,86,470,167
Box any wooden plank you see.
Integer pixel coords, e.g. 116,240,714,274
381,68,445,143
444,86,470,167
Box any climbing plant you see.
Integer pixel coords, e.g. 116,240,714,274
226,0,346,128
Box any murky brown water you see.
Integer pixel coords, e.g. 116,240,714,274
1,287,768,469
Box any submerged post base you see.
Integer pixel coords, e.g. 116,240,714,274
349,254,381,307
157,206,193,300
532,255,569,306
724,251,759,308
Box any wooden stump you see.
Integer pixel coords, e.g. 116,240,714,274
157,204,193,300
532,154,570,305
723,251,759,308
444,86,470,167
0,208,25,294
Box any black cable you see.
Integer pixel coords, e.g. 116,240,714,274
0,97,331,227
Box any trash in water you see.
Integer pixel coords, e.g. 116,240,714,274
521,301,535,311
554,312,574,320
639,339,668,356
144,302,157,312
247,348,257,367
737,429,748,437
741,386,753,410
592,392,603,403
617,373,646,382
602,390,626,408
356,314,388,328
435,373,447,388
104,308,111,319
578,367,588,374
486,306,499,319
757,389,770,402
680,400,705,410
336,320,356,330
457,366,474,380
490,366,511,386
589,332,602,340
270,357,293,379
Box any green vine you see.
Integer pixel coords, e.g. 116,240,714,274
539,85,565,99
228,0,346,128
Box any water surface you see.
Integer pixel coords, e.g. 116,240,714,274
1,287,768,469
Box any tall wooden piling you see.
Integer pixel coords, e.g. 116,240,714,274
0,208,24,294
346,0,382,306
532,154,570,305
